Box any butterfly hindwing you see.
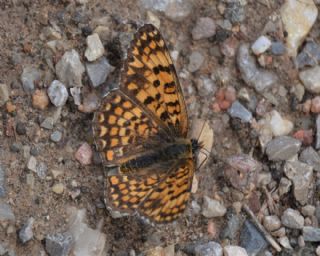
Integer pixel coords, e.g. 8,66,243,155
106,158,194,223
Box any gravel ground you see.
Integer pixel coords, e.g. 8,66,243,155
1,0,320,255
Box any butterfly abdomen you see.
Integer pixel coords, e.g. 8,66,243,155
121,139,193,171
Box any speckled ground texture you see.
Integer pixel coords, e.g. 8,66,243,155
1,0,320,255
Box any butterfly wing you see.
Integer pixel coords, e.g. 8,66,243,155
121,24,188,138
93,89,162,166
107,158,194,223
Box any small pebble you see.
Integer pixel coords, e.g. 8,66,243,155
6,101,16,113
224,245,248,256
194,241,222,256
316,115,320,149
18,217,34,243
278,236,293,250
293,129,313,145
0,203,15,221
16,122,27,135
86,57,115,87
266,136,301,161
299,66,320,93
251,36,271,55
228,101,252,123
52,183,64,194
85,33,105,61
20,67,42,93
281,208,304,229
0,83,9,106
75,143,93,165
46,233,73,256
269,110,293,136
296,41,320,68
311,96,320,113
202,196,226,218
237,43,278,92
41,117,54,130
50,131,62,142
303,226,320,242
55,49,85,88
278,177,292,196
27,156,37,172
271,41,286,56
0,166,6,197
32,89,49,110
192,17,216,40
263,215,281,232
48,80,68,107
300,147,320,171
240,220,268,255
188,51,205,72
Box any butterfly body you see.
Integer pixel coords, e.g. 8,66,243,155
93,24,202,223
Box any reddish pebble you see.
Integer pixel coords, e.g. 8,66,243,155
225,86,236,102
293,129,313,145
311,96,320,113
32,89,49,110
212,102,221,112
75,143,93,165
207,220,217,238
6,101,16,113
219,100,231,110
302,99,312,113
215,88,225,101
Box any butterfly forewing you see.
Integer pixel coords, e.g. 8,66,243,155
93,90,160,166
121,24,188,137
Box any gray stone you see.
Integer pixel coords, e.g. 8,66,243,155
41,117,54,130
70,87,81,106
27,156,37,172
0,84,9,106
265,136,301,161
224,1,245,24
86,57,115,87
284,160,313,205
237,44,278,92
278,177,292,196
0,165,6,197
188,51,204,72
281,208,304,229
296,41,320,69
251,36,271,55
221,211,240,240
300,147,320,171
195,241,222,256
0,203,14,221
301,205,315,217
271,41,286,56
15,122,27,135
192,17,216,40
18,217,34,243
202,196,226,218
20,67,42,93
139,0,192,22
48,80,68,107
224,246,248,256
55,49,85,88
299,65,320,93
50,131,62,142
36,162,47,179
263,215,281,232
316,115,320,149
45,233,73,256
228,101,252,123
240,220,268,256
303,226,320,242
85,33,105,61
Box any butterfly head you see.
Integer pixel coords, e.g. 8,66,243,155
191,138,202,154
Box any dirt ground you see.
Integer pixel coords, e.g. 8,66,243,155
1,0,319,255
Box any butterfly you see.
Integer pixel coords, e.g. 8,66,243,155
93,24,202,223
